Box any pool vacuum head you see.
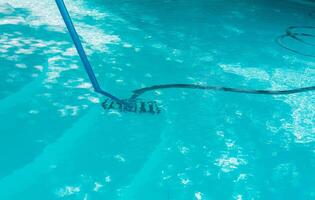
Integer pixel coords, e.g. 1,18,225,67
101,98,161,114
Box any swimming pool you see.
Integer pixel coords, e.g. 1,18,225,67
0,0,314,199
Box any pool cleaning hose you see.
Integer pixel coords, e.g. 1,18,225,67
276,26,315,57
55,0,315,114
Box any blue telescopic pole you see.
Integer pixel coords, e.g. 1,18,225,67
55,0,123,103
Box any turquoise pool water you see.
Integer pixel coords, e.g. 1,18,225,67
0,0,315,199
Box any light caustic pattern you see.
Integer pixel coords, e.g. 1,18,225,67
0,0,314,200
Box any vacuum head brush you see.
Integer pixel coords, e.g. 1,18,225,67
102,98,161,114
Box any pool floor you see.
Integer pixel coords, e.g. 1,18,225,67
0,0,315,199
